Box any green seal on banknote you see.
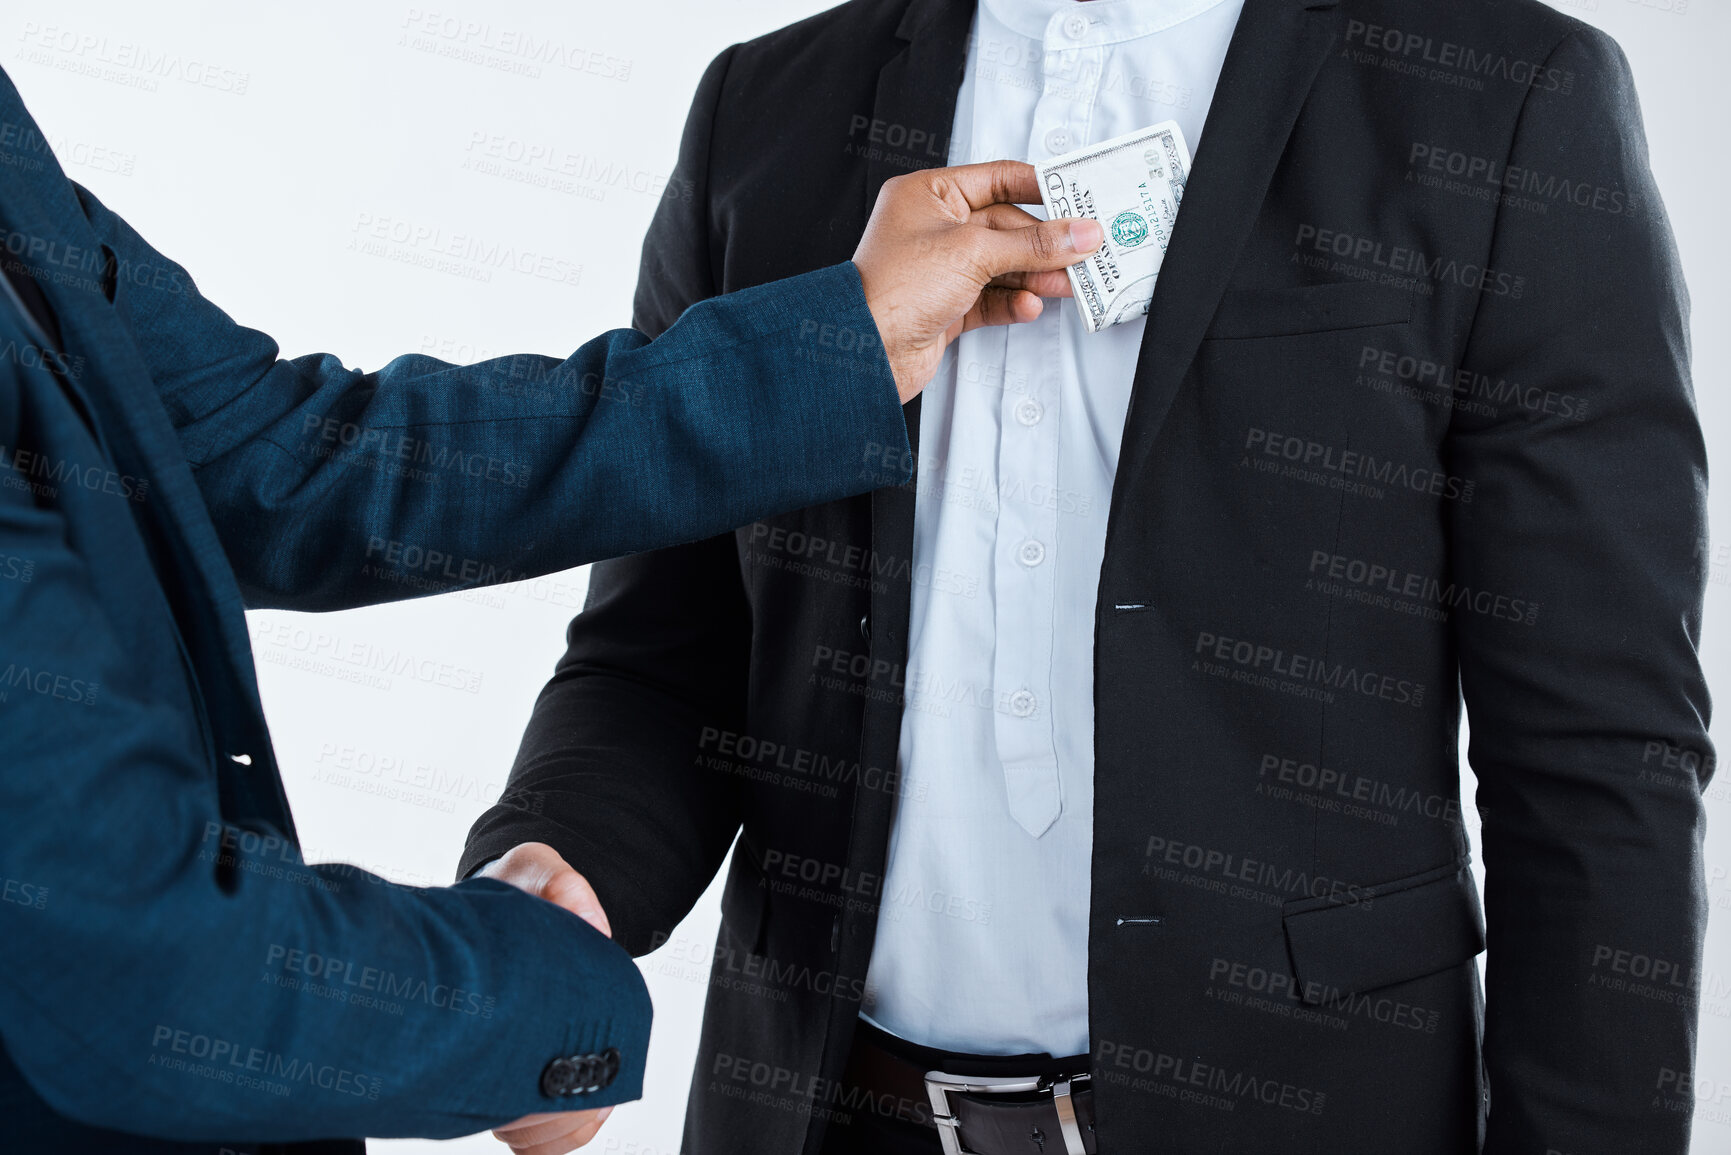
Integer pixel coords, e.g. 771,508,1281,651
1038,120,1193,333
1110,210,1149,248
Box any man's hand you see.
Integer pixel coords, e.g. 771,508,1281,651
852,160,1103,402
478,841,611,937
490,1108,614,1155
478,842,615,1155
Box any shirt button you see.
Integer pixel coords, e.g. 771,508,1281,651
1015,399,1043,426
1062,13,1090,40
540,1048,621,1098
1018,540,1046,568
1043,127,1073,154
1010,690,1038,718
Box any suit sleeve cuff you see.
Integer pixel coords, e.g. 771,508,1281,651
754,261,914,491
446,877,653,1118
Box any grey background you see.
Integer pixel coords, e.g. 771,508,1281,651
5,0,1724,1150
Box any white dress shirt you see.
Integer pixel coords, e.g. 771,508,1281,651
862,0,1246,1057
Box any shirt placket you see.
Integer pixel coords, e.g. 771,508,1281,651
990,9,1106,840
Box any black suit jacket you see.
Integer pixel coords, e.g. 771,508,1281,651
462,1,1712,1151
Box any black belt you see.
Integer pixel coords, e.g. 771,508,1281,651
844,1021,1098,1155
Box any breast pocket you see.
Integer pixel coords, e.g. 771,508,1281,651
1203,280,1413,341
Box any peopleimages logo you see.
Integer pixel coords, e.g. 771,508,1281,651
263,945,497,1018
1244,428,1475,503
1094,1038,1327,1116
1342,20,1574,94
1356,345,1589,422
1194,629,1426,708
398,9,633,81
1257,754,1464,826
1408,143,1637,217
1145,835,1372,908
1294,225,1525,299
0,662,100,706
149,1026,382,1100
1307,550,1539,626
0,442,148,502
16,23,252,95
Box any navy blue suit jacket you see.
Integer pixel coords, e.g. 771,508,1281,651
0,65,909,1153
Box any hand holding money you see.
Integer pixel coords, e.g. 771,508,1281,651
1037,121,1193,333
854,160,1104,402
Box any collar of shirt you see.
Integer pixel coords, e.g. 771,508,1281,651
981,0,1238,47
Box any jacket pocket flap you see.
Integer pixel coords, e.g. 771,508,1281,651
1205,280,1413,340
1282,859,1484,1003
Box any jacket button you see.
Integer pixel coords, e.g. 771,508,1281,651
540,1047,621,1098
859,614,871,641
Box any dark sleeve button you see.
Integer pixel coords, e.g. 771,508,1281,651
540,1047,621,1098
540,1057,578,1098
859,614,871,641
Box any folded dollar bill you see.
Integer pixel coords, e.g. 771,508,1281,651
1037,121,1192,334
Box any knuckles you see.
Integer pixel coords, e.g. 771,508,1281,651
1025,223,1060,263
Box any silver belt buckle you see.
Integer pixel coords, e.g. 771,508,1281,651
923,1069,1091,1155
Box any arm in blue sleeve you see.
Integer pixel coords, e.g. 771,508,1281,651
0,382,651,1138
71,184,911,611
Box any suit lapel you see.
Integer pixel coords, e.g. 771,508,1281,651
1110,0,1342,526
862,0,975,216
818,4,975,1112
859,0,973,767
0,90,290,830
